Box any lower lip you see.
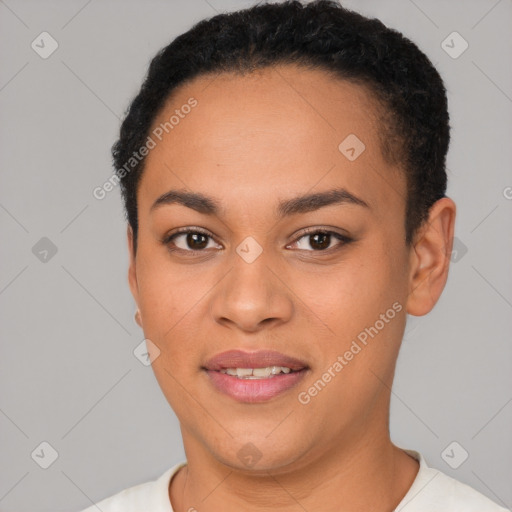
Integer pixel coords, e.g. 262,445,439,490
205,369,307,403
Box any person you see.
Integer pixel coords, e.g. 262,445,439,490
80,1,510,510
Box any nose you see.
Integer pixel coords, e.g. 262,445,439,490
209,251,294,333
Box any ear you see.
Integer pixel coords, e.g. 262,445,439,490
406,197,456,316
127,224,140,310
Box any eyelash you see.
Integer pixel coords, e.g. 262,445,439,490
161,227,353,256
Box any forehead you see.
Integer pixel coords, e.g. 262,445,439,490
139,65,405,220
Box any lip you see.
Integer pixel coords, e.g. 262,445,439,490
204,349,308,371
203,349,309,403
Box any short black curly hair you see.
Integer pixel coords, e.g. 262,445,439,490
112,0,450,253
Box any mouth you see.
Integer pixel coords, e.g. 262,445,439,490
218,366,296,378
203,349,309,403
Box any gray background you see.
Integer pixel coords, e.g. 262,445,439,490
0,0,511,511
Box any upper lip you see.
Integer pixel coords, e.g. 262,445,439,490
203,349,308,371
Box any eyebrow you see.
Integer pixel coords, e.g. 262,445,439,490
150,187,370,218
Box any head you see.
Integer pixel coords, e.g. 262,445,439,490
117,0,455,472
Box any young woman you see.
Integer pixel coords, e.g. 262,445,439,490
81,1,509,510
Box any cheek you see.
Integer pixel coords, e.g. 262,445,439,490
293,266,406,433
137,275,179,334
293,256,396,329
295,245,408,365
135,247,191,324
137,267,200,412
135,259,194,366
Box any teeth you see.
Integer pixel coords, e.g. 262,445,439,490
219,366,294,378
236,368,253,377
252,367,272,377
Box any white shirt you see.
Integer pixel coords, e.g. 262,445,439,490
79,449,510,511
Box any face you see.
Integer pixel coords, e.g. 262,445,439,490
128,65,419,472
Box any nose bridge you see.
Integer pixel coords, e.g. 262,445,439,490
209,239,293,331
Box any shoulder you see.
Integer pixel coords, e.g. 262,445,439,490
78,462,186,512
396,449,510,512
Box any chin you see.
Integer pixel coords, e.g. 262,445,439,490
206,433,309,474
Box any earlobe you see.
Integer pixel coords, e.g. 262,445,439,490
406,197,456,316
134,308,143,327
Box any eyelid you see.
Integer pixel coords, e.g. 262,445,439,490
291,226,351,240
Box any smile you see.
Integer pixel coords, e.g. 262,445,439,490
219,366,293,378
203,350,309,403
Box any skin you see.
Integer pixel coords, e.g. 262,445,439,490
127,64,456,512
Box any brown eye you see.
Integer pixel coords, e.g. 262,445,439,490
291,230,352,252
164,229,221,252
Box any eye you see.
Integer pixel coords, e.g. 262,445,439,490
288,229,352,252
163,228,222,253
162,227,353,255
